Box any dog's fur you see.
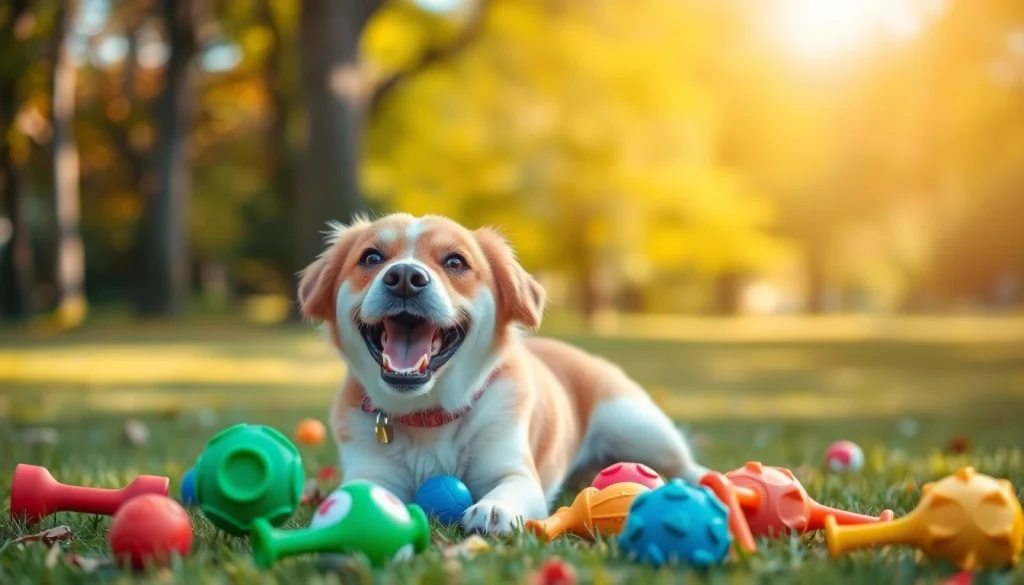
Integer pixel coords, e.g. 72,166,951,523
298,213,707,534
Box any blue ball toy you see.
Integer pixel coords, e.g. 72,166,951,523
618,479,731,568
180,466,198,506
414,475,473,525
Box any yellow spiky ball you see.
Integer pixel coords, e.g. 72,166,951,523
913,467,1024,570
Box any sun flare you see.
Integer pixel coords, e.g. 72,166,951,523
774,0,927,60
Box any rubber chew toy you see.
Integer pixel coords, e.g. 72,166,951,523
699,471,757,553
250,481,430,568
525,482,648,542
193,423,304,536
10,463,169,524
701,462,894,538
826,467,1024,571
618,480,732,568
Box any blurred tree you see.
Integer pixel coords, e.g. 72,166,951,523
295,0,377,296
1,0,42,322
50,0,86,327
136,0,202,316
364,0,785,318
925,0,1024,306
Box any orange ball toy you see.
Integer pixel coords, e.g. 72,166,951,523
295,419,327,446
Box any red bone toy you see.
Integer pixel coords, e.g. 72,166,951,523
10,463,169,524
701,462,895,542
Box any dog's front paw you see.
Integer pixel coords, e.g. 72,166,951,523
460,500,524,535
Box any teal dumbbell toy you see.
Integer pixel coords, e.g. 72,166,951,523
250,480,431,567
194,424,304,536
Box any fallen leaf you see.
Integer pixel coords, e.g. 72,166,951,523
12,525,74,546
123,418,149,446
21,427,59,446
195,409,218,428
443,535,490,560
65,554,114,573
947,435,971,455
44,544,62,568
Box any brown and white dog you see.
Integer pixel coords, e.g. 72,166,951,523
298,213,707,535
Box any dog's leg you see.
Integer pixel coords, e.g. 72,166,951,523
459,430,549,535
571,395,709,485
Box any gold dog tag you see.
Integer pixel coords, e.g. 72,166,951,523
375,411,394,444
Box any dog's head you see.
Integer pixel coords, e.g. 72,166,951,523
298,213,545,412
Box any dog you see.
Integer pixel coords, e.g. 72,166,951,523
297,213,708,535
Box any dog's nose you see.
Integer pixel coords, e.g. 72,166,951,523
382,263,430,298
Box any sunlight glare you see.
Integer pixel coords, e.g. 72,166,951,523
775,0,924,61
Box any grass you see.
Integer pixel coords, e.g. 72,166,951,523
1,318,1024,584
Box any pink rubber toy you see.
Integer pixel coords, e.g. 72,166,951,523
591,462,666,491
10,463,169,524
719,461,894,537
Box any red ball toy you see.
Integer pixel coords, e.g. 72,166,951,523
590,462,665,491
824,440,864,473
108,495,193,569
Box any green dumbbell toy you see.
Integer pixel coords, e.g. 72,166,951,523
193,423,304,536
250,480,431,568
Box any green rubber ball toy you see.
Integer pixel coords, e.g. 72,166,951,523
251,480,431,568
193,423,304,536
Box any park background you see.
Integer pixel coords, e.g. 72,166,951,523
1,1,1023,456
1,1,1024,581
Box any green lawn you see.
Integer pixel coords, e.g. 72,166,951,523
1,320,1023,584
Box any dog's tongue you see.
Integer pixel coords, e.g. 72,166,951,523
382,319,439,373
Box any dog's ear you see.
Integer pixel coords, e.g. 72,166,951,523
297,218,368,322
474,227,546,330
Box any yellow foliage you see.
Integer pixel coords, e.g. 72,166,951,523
363,0,786,296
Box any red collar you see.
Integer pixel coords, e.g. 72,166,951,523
360,368,502,428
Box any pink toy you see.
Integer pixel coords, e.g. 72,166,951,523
10,463,169,524
706,462,893,538
825,440,864,473
591,462,665,491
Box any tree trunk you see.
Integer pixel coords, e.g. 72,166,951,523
259,0,302,320
0,0,34,323
805,245,827,314
51,0,86,326
295,0,377,277
260,0,294,214
0,118,33,323
136,0,198,316
714,272,742,315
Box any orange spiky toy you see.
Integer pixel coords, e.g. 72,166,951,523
826,467,1024,571
525,482,648,542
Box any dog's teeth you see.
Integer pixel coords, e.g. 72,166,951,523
417,355,429,374
382,354,393,372
381,330,388,346
431,333,442,356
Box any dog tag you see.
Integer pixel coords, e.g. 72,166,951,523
375,411,394,444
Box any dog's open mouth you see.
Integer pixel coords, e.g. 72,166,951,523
358,312,467,389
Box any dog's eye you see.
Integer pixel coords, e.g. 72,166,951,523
360,249,384,267
443,253,469,271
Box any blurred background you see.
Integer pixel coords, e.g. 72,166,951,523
1,0,1022,329
1,0,1024,427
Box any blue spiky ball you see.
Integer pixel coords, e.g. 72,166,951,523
618,479,732,568
415,475,473,525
